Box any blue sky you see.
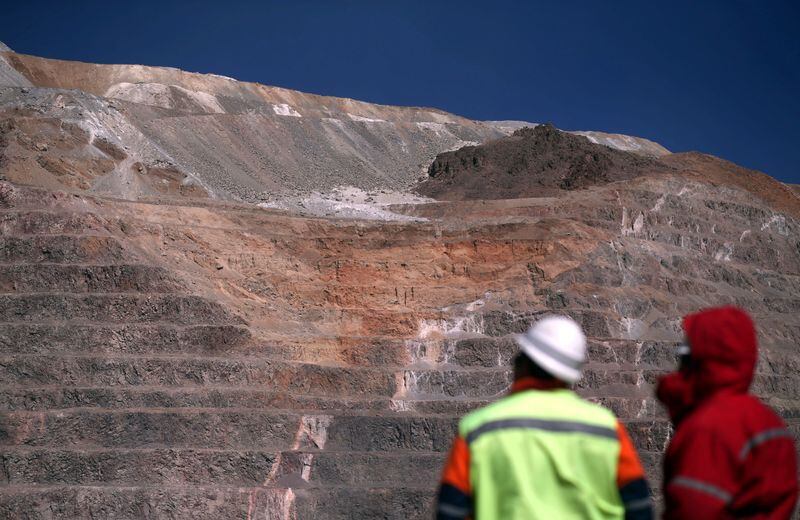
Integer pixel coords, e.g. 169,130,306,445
2,0,798,183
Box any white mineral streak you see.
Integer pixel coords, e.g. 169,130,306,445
347,113,387,123
105,82,225,113
272,103,302,117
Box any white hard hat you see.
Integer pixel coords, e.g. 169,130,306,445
514,315,587,383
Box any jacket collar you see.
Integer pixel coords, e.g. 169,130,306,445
509,376,567,394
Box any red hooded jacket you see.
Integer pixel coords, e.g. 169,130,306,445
657,307,798,519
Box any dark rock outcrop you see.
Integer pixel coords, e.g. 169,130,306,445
417,124,673,199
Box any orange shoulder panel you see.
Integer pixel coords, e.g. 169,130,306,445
616,421,646,487
441,435,472,495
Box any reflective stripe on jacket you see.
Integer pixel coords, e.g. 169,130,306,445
438,379,651,520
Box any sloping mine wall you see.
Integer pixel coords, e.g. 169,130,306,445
1,169,798,518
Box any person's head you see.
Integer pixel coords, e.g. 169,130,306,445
681,306,757,396
657,306,758,422
513,315,587,384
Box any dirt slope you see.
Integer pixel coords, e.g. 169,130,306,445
0,46,667,202
0,49,506,201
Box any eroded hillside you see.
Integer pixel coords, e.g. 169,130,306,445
0,43,665,202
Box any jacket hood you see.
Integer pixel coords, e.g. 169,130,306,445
657,306,758,422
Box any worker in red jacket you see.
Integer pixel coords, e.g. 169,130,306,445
657,306,798,519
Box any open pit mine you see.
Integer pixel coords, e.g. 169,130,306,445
1,42,799,519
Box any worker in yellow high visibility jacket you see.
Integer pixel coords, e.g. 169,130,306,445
436,315,653,520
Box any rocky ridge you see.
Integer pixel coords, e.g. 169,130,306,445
1,43,667,202
417,124,674,199
417,124,800,221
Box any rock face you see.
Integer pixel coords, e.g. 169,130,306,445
0,48,502,201
488,121,671,158
418,124,673,199
0,46,799,519
0,45,665,202
2,168,799,518
0,46,31,88
418,124,800,221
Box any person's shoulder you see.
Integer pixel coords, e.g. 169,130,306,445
747,394,787,423
738,394,788,433
458,394,513,435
